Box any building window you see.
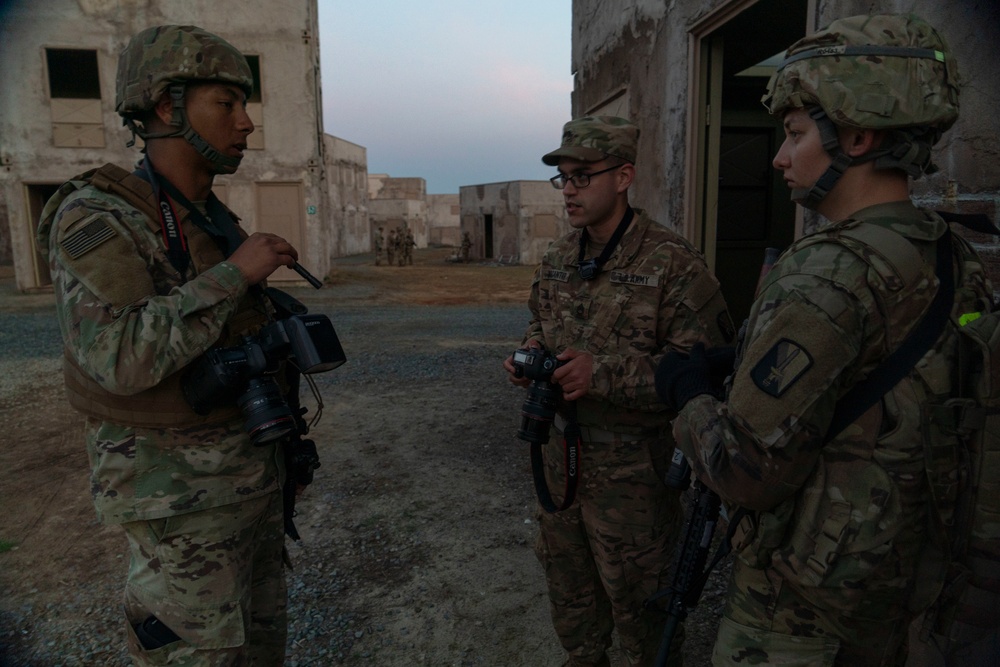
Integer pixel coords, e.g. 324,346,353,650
245,55,265,150
46,48,104,148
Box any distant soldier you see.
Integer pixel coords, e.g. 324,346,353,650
386,228,397,266
396,227,406,267
404,228,415,265
374,226,384,266
460,232,472,263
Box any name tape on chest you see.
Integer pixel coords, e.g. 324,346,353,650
543,269,570,282
60,218,117,260
609,271,659,287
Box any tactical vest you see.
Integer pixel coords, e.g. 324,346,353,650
57,163,271,429
757,214,999,662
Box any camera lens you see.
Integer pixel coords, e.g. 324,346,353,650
518,381,560,445
239,378,296,445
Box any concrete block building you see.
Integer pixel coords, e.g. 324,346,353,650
459,181,567,266
569,0,1000,321
0,0,368,291
367,174,428,249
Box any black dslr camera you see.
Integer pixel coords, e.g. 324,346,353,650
183,313,346,445
511,347,567,446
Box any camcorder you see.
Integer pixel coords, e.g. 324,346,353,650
183,293,346,446
510,346,566,446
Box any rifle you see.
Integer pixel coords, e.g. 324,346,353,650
646,452,725,666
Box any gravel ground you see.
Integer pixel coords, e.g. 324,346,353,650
0,284,728,666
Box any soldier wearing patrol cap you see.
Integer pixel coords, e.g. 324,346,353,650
504,116,735,666
656,14,995,665
36,25,302,665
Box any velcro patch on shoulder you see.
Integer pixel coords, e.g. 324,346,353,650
750,338,813,397
609,270,659,287
543,269,570,282
60,218,117,259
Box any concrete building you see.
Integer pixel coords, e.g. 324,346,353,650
367,174,428,249
324,135,370,258
459,181,567,266
0,0,367,291
426,194,461,247
570,0,1000,321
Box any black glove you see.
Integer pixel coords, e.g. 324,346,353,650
656,343,731,412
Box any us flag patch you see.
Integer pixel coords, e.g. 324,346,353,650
750,338,813,397
60,219,116,259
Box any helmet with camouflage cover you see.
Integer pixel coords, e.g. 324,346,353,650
115,25,254,172
762,13,960,208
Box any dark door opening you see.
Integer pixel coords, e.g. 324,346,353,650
484,214,494,259
703,0,805,323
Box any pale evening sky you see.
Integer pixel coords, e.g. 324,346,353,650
316,1,573,194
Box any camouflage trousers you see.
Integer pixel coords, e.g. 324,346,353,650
534,423,684,666
713,557,911,666
119,491,287,666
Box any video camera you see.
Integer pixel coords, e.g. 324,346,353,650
183,313,346,445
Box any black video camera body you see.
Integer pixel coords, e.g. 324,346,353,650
511,347,567,446
183,313,346,445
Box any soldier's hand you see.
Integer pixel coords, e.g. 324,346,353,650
504,340,542,387
553,348,593,401
229,232,299,285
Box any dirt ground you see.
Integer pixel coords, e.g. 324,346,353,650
0,249,724,666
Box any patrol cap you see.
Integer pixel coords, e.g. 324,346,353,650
542,116,639,166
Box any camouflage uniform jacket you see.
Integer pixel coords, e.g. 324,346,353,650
524,208,734,433
37,168,281,525
673,202,994,634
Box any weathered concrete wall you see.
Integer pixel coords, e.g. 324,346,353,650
0,0,336,289
323,134,369,259
459,181,567,265
427,194,461,246
368,176,428,247
570,0,1000,285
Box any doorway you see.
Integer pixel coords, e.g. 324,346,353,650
24,183,61,288
484,214,494,259
687,0,808,323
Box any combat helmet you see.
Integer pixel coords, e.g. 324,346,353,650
115,25,254,172
762,13,960,208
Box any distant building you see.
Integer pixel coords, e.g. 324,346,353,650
570,0,1000,320
426,194,461,247
368,174,428,248
460,181,567,265
0,0,368,291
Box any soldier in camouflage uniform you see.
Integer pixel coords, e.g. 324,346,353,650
35,25,301,666
656,14,995,666
374,226,384,266
387,227,398,267
503,116,735,666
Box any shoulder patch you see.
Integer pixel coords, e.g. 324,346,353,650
543,269,570,283
60,218,117,260
750,338,813,397
609,270,659,287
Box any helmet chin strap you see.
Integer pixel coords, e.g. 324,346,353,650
124,84,243,173
791,107,853,210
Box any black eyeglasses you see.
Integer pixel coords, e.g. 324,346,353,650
549,164,621,190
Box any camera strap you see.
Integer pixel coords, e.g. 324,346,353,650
577,206,634,280
531,405,580,513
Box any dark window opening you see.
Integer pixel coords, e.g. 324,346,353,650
46,49,100,99
245,55,262,102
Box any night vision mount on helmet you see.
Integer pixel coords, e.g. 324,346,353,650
762,13,961,208
115,25,254,172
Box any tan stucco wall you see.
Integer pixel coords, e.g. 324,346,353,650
459,181,567,265
324,134,369,258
